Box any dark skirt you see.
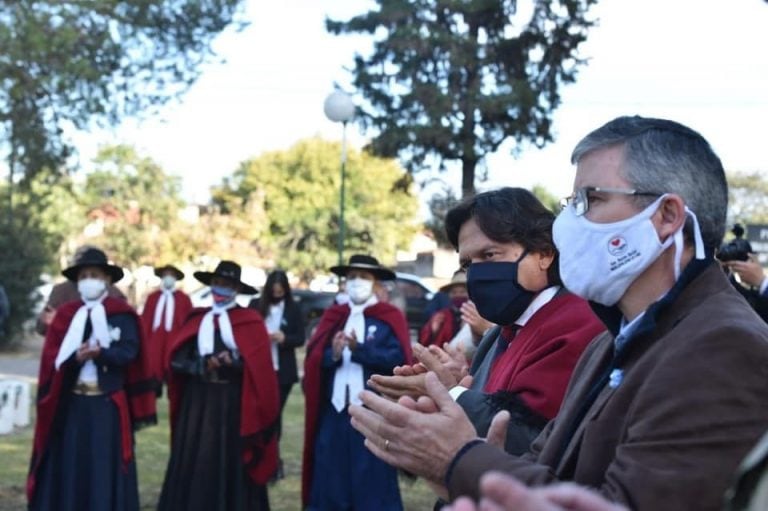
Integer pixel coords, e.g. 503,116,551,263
308,405,402,511
158,379,269,511
30,393,139,511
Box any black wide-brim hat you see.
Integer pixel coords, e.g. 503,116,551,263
330,254,396,281
154,264,185,281
62,247,124,283
193,260,258,295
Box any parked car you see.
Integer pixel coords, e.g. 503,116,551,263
292,273,435,339
393,272,436,333
292,288,336,338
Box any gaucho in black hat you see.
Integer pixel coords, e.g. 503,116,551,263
28,247,157,511
160,260,279,511
302,254,412,510
35,245,127,336
139,264,192,392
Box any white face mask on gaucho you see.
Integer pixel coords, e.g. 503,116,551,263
78,278,107,301
553,194,704,307
346,278,374,304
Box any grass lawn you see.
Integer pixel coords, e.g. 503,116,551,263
0,385,438,510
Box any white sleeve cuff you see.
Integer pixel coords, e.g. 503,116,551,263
449,385,469,401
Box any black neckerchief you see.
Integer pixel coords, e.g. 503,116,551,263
553,255,715,472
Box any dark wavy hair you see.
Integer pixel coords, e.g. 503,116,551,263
258,269,293,316
444,187,560,285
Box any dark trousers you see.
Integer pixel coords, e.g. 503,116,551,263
277,382,293,441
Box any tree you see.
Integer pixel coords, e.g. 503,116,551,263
531,184,560,214
424,182,559,248
0,0,246,185
212,137,421,279
424,185,460,247
0,205,50,347
327,0,598,197
0,170,86,346
78,145,191,292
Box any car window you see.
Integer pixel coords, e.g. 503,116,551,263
396,280,427,300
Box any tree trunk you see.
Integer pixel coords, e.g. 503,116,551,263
460,18,480,199
462,158,476,198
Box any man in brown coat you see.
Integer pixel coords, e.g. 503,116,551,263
348,116,768,511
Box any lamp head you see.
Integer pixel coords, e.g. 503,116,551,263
324,91,355,123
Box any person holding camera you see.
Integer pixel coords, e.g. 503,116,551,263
723,254,768,323
717,224,768,323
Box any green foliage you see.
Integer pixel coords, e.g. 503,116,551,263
0,170,86,345
727,172,768,225
79,145,190,270
327,0,599,197
531,184,561,214
0,210,48,346
0,0,246,181
212,138,420,278
425,186,460,248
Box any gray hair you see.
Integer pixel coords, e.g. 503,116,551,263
571,116,728,250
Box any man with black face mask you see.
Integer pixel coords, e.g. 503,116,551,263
370,188,604,457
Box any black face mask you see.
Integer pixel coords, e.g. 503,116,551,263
269,295,285,305
466,255,535,326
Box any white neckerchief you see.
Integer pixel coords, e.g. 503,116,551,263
152,289,176,332
55,294,112,370
265,300,285,371
331,295,377,412
197,301,238,356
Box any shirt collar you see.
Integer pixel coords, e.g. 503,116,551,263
270,299,285,314
515,286,560,327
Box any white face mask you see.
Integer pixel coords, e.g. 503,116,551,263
553,194,688,307
161,275,177,290
78,278,107,301
346,278,374,304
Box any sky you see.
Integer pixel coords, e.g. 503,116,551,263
72,0,768,215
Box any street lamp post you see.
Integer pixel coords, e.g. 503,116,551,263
323,91,355,265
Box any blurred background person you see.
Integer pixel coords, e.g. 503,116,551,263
419,270,469,349
719,233,768,323
249,269,305,481
140,264,192,396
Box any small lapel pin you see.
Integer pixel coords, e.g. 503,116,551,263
608,369,624,389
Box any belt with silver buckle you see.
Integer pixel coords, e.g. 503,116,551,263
72,381,103,396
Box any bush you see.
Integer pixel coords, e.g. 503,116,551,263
0,211,49,348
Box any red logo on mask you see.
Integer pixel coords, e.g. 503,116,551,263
608,236,628,256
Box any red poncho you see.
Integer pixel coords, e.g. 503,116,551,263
165,306,280,485
140,288,192,381
27,297,157,501
418,307,460,348
483,293,605,420
301,302,412,506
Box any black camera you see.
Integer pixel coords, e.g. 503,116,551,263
717,224,753,262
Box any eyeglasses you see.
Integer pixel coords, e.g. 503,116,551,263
560,187,662,216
